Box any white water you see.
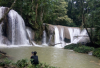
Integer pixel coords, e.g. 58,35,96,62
54,26,61,48
60,28,65,48
8,10,29,45
0,7,3,44
0,7,5,44
72,29,88,43
48,34,53,44
68,28,88,44
42,30,48,45
54,26,66,48
0,7,89,48
8,10,16,44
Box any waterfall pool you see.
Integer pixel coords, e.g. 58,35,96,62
0,46,100,68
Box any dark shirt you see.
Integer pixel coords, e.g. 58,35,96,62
31,55,39,65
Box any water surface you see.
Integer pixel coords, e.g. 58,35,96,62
0,46,100,68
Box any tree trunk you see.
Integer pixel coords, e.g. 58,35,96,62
82,11,93,44
40,7,44,24
26,30,34,46
81,0,93,44
35,0,38,24
0,0,17,24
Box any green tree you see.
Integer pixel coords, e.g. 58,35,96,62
85,0,100,46
0,0,57,41
53,0,73,26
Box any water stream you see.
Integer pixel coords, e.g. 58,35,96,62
0,46,100,68
42,30,48,45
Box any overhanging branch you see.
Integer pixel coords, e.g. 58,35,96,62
0,0,17,24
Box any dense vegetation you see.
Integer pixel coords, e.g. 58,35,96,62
0,0,100,46
64,44,100,59
0,58,58,68
67,0,100,47
64,44,94,53
93,48,100,59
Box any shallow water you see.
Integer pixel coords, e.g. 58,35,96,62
0,46,100,68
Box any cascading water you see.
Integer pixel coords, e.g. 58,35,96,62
48,35,52,44
60,28,65,48
8,10,29,45
0,8,3,43
54,26,62,48
0,7,89,48
0,7,5,44
0,23,3,44
68,27,88,44
72,29,88,43
42,30,48,45
67,28,73,43
8,10,15,44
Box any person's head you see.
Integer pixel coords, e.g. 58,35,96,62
32,51,37,55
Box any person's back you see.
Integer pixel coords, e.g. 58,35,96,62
30,51,39,66
31,55,39,65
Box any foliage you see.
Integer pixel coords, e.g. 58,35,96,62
93,48,100,59
85,0,100,46
15,59,28,68
67,0,85,26
0,0,74,41
64,44,80,49
52,0,73,26
74,46,94,53
27,62,58,68
0,58,59,68
0,58,12,66
64,43,94,53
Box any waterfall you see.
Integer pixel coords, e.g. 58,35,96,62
48,34,52,44
42,30,48,45
54,26,62,48
0,23,3,44
60,28,65,48
72,29,87,43
0,7,3,43
8,10,16,44
8,10,29,45
68,27,88,44
0,7,5,44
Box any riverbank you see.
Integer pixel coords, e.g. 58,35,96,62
64,44,100,59
0,58,58,68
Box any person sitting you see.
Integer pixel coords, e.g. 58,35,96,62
30,51,39,66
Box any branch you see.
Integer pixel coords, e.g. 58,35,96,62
26,30,34,46
0,0,17,24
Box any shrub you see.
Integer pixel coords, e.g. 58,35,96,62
64,44,81,49
93,48,100,59
27,63,58,68
15,59,58,68
16,59,28,68
0,58,12,66
74,46,94,53
0,58,59,68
